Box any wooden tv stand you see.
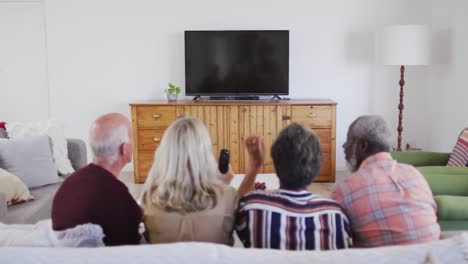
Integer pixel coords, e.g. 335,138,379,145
130,99,337,183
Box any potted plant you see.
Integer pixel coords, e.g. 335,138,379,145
164,83,181,102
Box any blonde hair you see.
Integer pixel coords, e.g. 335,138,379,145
142,117,219,213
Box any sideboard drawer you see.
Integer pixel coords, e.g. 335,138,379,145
291,105,332,128
137,106,176,129
314,128,332,153
316,154,331,181
137,129,166,151
138,151,154,181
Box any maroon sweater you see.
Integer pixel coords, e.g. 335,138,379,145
52,164,142,246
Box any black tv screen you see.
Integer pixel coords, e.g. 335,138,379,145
185,30,289,96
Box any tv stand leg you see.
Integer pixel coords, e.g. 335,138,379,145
193,95,201,101
271,95,282,100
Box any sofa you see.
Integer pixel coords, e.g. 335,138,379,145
0,233,467,264
0,127,87,224
391,151,468,231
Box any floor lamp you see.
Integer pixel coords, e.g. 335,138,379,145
380,25,430,151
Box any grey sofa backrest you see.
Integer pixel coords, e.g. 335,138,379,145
0,127,87,170
0,128,7,139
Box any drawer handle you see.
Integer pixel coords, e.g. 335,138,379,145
152,114,161,119
153,138,161,142
307,112,317,118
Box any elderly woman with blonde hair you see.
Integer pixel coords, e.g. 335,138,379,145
141,117,265,245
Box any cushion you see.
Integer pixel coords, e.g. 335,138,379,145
434,195,468,220
0,219,105,247
0,168,34,205
6,120,74,175
0,135,61,188
438,220,468,231
417,166,468,196
447,128,468,167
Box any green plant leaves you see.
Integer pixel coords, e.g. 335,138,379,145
166,83,181,94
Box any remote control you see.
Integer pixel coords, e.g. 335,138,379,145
218,149,230,174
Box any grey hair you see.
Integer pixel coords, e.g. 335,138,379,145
89,125,129,161
271,123,322,189
349,115,392,152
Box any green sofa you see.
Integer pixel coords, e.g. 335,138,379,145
391,151,468,231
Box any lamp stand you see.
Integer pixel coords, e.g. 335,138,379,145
397,65,405,151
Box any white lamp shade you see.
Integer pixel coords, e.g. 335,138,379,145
380,25,431,65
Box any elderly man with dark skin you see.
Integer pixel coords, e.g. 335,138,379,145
331,115,440,247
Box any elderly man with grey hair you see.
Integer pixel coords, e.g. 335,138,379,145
236,123,352,250
331,115,440,248
52,113,142,246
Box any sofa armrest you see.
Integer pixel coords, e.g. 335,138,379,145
67,138,87,171
0,192,7,222
391,151,450,167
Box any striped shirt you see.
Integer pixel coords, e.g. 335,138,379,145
235,189,351,250
331,152,440,247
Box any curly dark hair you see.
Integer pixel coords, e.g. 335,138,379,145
271,123,322,190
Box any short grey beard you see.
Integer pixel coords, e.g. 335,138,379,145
346,156,358,173
346,144,359,173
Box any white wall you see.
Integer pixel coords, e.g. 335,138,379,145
6,0,452,171
0,1,49,122
42,0,433,170
426,0,468,152
385,0,468,154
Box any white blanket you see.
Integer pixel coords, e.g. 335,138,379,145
6,120,75,175
0,219,104,248
0,233,467,264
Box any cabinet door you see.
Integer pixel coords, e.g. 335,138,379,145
210,105,240,173
239,105,263,173
239,105,291,173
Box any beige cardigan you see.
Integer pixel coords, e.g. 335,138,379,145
143,185,238,246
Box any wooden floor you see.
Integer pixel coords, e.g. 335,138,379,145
120,171,344,200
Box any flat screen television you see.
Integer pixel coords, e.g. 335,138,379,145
185,30,289,97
